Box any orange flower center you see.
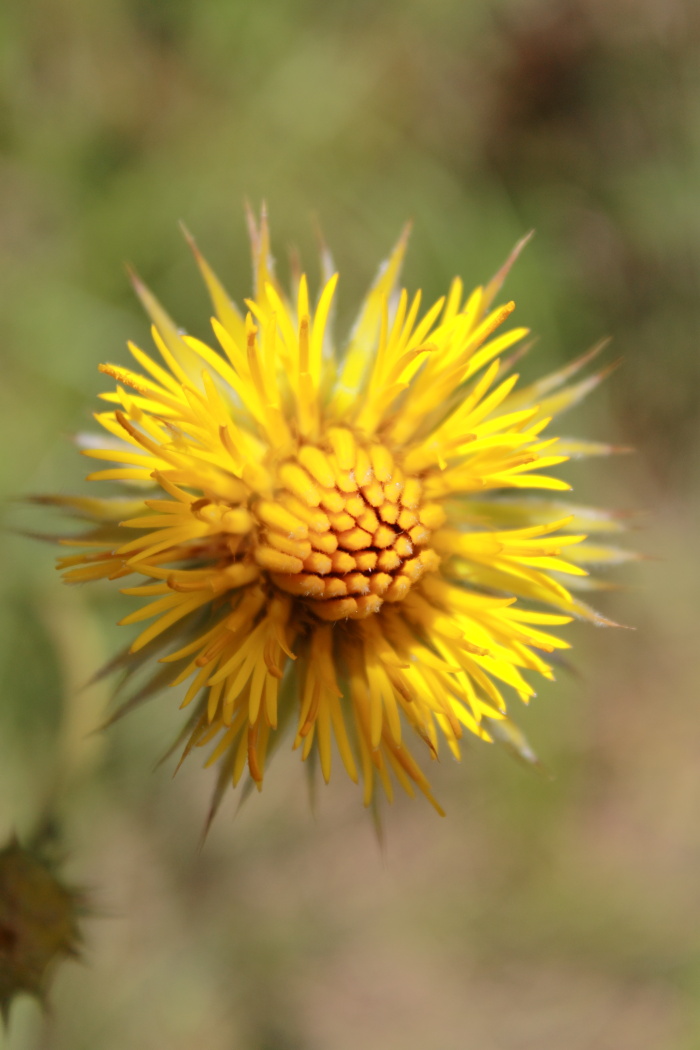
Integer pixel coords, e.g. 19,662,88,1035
252,432,444,620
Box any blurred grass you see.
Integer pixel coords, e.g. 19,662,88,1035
1,0,700,1047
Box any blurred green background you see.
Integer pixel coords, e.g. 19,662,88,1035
1,0,699,1046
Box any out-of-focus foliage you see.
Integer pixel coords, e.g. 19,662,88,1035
1,0,699,1047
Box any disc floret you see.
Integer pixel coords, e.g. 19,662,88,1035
253,434,443,621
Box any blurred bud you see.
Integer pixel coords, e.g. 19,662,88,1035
0,833,82,1024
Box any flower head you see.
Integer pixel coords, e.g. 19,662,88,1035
48,209,626,817
0,835,81,1023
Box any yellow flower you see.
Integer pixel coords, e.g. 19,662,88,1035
48,209,627,817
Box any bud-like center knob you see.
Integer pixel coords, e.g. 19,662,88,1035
252,430,443,620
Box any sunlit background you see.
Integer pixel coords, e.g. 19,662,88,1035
1,0,699,1046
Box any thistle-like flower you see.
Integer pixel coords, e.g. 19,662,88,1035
46,210,628,816
0,835,81,1022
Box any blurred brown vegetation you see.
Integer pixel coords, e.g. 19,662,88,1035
1,0,699,1047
